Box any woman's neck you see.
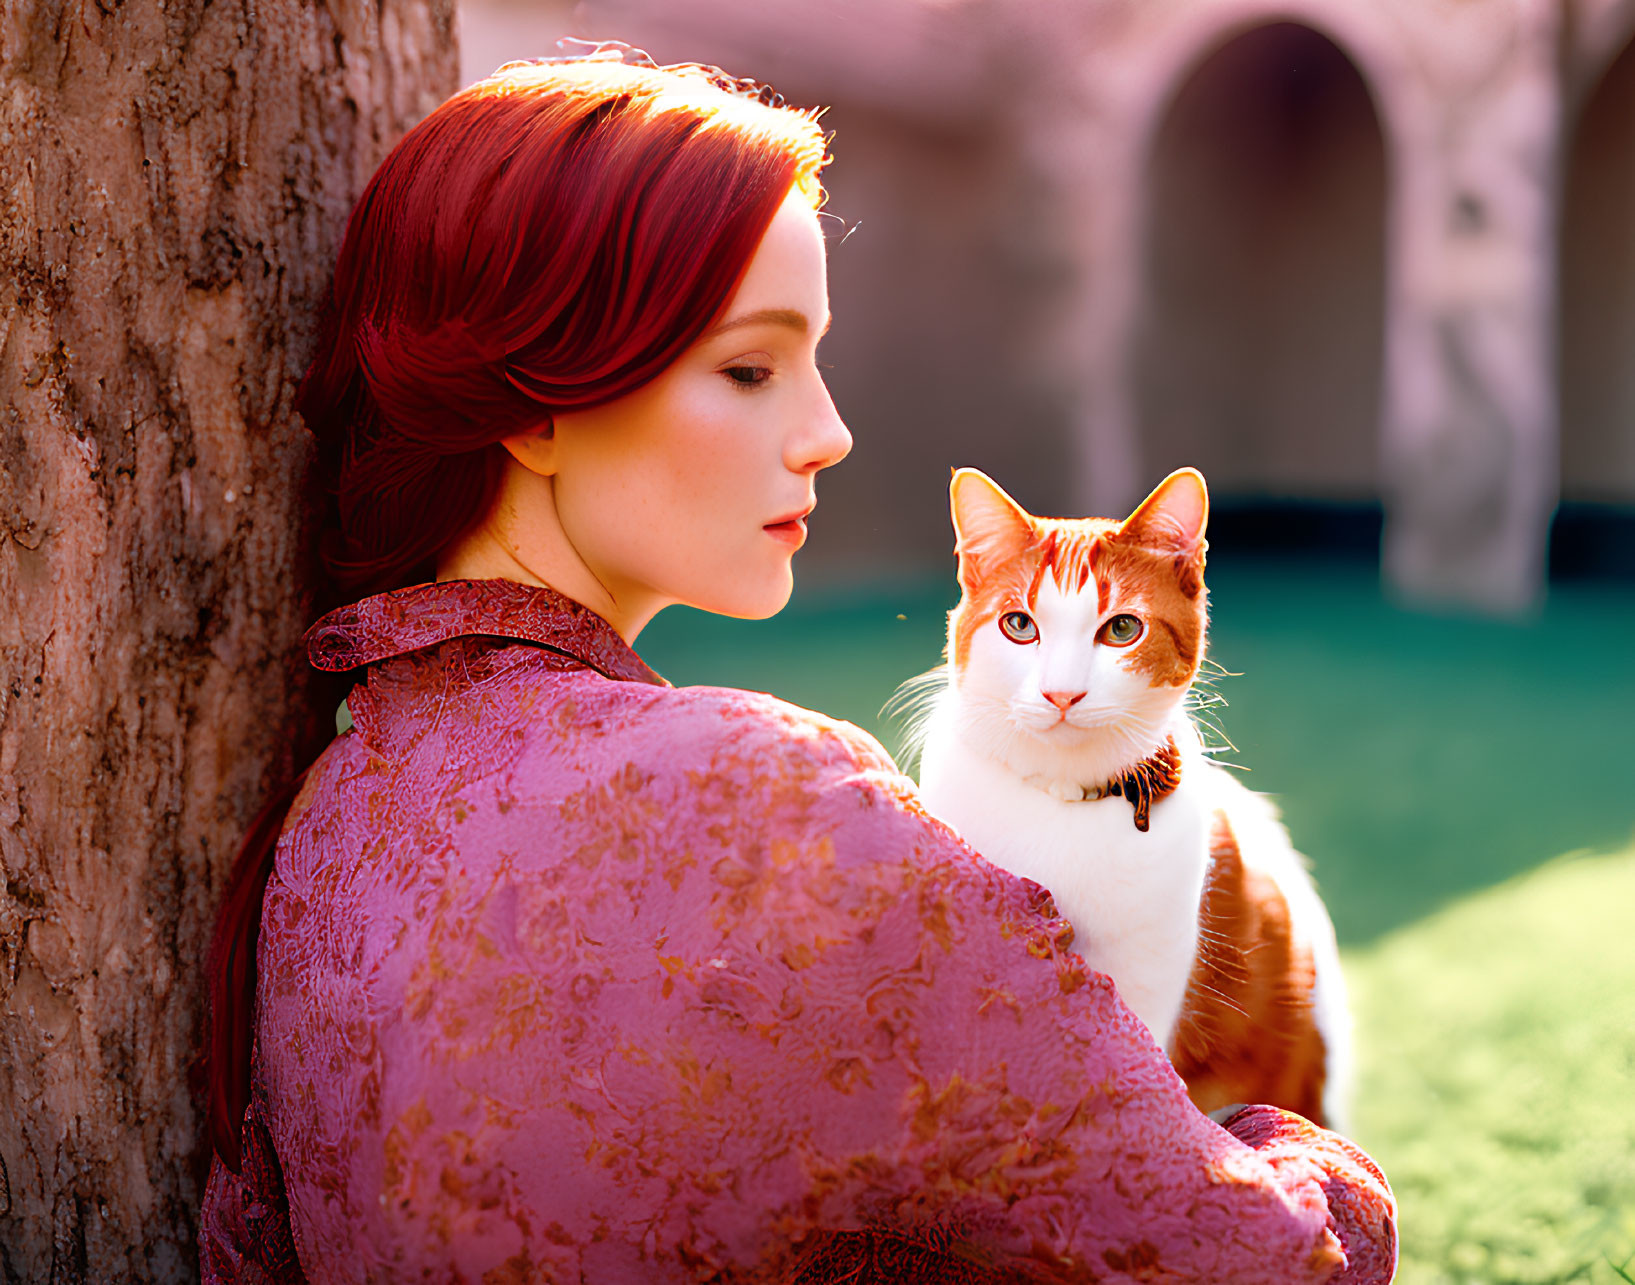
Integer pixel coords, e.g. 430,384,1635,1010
435,461,665,643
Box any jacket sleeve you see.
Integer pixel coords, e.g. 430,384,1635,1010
628,694,1397,1283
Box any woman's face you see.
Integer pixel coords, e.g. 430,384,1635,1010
528,191,851,632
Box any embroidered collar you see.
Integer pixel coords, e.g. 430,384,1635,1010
1028,737,1183,832
304,578,668,687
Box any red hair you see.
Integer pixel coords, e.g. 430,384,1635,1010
203,51,829,1170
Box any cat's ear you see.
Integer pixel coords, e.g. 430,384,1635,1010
950,468,1035,587
1117,468,1209,551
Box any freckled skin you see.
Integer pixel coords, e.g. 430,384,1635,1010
199,580,1395,1284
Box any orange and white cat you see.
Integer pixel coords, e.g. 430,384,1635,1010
911,466,1350,1129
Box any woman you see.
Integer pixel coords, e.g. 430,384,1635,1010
199,45,1396,1283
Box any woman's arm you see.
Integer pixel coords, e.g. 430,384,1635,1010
1211,1104,1397,1284
237,678,1394,1282
563,690,1395,1282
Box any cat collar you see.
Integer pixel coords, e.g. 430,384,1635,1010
1037,737,1183,832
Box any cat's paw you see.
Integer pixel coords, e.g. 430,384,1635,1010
1046,779,1087,803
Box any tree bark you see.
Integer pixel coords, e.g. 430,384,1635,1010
0,2,455,1277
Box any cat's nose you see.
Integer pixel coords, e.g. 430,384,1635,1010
1042,690,1086,712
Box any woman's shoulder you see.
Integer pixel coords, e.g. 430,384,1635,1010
636,682,900,778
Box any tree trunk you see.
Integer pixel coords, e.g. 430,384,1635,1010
0,3,456,1277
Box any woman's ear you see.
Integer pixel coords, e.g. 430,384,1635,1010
500,419,558,477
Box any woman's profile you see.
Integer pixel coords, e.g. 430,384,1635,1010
197,43,1396,1283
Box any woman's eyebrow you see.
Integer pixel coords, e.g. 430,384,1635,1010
701,309,833,340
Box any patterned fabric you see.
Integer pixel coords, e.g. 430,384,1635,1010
304,578,666,686
199,1092,308,1283
198,578,1396,1283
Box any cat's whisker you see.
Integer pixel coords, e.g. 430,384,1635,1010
1188,710,1239,758
1184,980,1250,1020
882,664,951,775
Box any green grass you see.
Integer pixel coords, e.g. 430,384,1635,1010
1345,845,1635,1284
636,555,1635,1281
1199,559,1635,943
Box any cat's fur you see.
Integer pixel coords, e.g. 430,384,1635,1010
911,467,1350,1129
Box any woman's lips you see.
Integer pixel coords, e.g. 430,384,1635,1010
763,516,808,549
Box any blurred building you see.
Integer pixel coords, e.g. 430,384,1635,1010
457,0,1635,608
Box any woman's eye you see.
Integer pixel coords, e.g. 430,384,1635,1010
722,364,770,387
1099,614,1144,646
998,611,1038,644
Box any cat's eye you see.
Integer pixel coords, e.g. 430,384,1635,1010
998,611,1038,644
1099,613,1144,647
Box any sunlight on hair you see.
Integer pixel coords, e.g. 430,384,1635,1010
470,49,831,208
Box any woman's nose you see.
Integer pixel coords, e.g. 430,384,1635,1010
790,385,852,473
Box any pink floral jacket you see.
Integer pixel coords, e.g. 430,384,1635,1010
199,579,1396,1283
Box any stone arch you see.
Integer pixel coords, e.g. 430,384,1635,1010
1135,20,1387,507
1560,33,1635,508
